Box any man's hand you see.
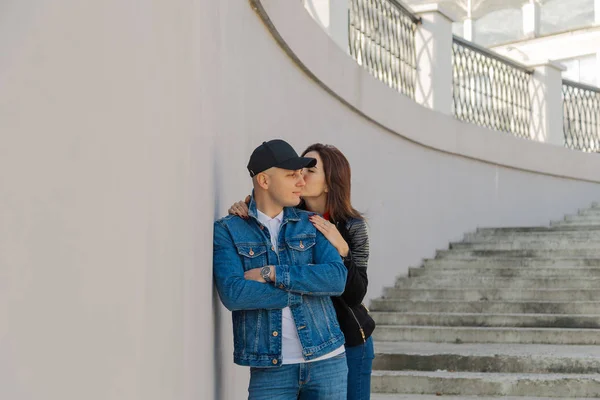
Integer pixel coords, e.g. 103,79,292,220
244,266,276,283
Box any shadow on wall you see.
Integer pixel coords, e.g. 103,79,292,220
212,152,224,400
213,290,226,400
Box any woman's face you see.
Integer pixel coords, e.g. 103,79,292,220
301,151,328,200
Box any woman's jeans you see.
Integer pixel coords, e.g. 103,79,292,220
248,353,348,400
345,336,375,400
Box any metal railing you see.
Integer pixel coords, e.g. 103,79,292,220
349,0,419,99
563,79,600,152
452,36,533,139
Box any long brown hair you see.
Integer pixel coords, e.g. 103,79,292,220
301,143,363,223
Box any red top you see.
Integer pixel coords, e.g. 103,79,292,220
322,211,331,221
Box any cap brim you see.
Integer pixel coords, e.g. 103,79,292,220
276,156,317,171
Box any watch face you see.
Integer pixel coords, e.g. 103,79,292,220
261,266,271,282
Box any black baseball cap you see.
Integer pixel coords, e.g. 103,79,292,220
247,139,317,177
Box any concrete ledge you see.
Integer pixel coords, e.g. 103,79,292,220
374,325,600,344
410,3,459,22
409,266,600,278
372,311,600,328
251,0,600,183
423,258,600,267
372,395,597,400
373,341,600,373
370,299,600,314
371,370,600,397
382,288,600,301
524,59,567,71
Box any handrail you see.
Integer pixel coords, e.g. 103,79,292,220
453,35,533,74
563,78,600,93
388,0,421,24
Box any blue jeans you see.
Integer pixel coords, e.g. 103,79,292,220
248,353,348,400
345,336,374,400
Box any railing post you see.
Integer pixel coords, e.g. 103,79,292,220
303,0,349,54
522,0,541,39
412,3,457,116
527,60,566,146
463,18,475,42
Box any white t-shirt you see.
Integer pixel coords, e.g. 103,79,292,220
256,209,344,364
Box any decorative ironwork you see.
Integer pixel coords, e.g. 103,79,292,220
563,80,600,152
349,0,419,99
452,36,532,139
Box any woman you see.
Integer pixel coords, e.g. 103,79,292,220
228,143,375,400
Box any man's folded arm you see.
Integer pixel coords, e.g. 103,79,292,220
213,221,301,311
274,231,347,296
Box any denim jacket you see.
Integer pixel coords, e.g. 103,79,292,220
213,196,348,367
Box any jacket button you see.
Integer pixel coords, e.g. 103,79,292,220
272,331,278,337
271,246,275,251
299,241,304,249
272,359,278,365
260,225,264,230
249,249,254,256
279,284,284,289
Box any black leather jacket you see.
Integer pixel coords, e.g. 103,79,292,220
331,217,375,347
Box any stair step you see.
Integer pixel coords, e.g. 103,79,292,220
394,277,600,289
436,249,600,259
371,312,600,329
475,225,600,234
565,215,600,222
369,299,600,314
465,231,600,242
579,208,600,216
373,341,600,373
371,370,600,397
373,325,600,345
409,266,600,278
424,258,600,267
371,395,597,400
382,288,600,301
450,241,600,250
552,220,600,227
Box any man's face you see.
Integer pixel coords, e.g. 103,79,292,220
261,167,306,207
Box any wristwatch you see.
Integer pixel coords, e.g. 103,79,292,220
260,266,272,283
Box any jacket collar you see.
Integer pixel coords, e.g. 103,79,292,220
248,191,301,224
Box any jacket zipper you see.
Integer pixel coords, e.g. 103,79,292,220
347,305,366,343
337,219,366,343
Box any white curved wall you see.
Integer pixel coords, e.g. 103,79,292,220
2,1,600,399
1,1,216,399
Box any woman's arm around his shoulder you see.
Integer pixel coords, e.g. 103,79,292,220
340,218,370,306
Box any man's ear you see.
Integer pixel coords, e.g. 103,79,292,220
256,172,269,190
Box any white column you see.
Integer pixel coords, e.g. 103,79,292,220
596,51,600,86
463,18,475,42
528,61,566,145
522,0,541,39
595,0,600,24
303,0,349,53
412,4,457,115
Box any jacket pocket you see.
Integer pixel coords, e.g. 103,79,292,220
285,237,316,265
236,244,267,270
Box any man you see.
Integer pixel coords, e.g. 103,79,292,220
213,139,349,399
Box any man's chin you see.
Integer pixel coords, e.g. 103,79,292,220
287,196,301,207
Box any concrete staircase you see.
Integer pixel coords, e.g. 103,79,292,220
370,203,600,399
